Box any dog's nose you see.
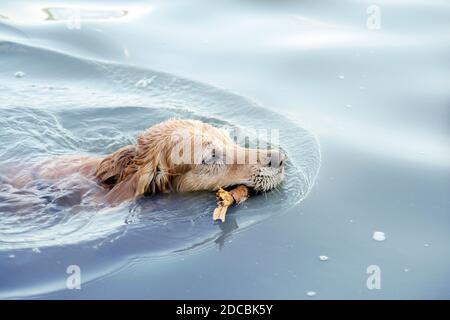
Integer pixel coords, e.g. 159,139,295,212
267,151,285,168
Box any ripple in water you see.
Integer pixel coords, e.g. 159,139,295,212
0,41,320,297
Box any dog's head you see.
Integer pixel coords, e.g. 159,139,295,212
95,119,285,203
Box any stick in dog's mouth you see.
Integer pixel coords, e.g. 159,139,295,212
213,185,250,223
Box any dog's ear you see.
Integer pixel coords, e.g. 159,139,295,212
103,172,140,205
135,162,157,195
134,160,172,195
95,145,137,187
133,132,173,195
97,130,174,205
103,158,172,205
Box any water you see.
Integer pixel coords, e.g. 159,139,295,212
0,0,449,299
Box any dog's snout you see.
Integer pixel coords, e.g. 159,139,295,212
267,151,285,168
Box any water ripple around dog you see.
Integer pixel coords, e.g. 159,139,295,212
0,41,320,297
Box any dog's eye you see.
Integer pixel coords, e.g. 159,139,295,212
211,149,216,158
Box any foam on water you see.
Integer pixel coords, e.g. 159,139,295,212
372,231,386,242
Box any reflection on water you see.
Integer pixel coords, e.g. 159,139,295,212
0,2,150,23
43,7,128,22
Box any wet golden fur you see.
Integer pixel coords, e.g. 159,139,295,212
11,119,285,205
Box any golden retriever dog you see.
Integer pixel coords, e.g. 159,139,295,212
11,119,285,205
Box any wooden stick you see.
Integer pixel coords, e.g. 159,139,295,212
213,185,249,222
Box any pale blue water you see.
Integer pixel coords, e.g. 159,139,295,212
0,0,449,299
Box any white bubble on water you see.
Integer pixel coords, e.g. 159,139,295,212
135,76,156,88
32,247,41,253
15,71,25,78
338,74,345,79
319,255,329,261
135,79,149,87
373,231,386,241
8,254,15,258
306,291,317,297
